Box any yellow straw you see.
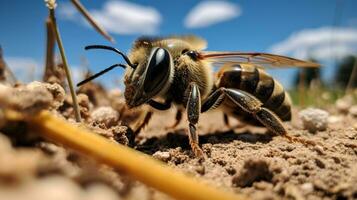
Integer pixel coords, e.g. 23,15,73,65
12,111,246,200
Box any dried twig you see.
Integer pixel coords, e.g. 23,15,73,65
70,0,115,43
45,0,81,122
0,46,17,85
5,110,246,200
345,56,357,94
43,17,56,81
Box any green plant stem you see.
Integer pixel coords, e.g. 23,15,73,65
298,69,306,106
49,9,81,122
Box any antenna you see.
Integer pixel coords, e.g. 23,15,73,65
85,45,137,68
77,63,126,86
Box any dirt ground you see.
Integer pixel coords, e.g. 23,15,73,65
0,81,356,200
137,108,357,200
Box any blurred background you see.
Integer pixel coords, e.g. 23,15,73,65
0,0,357,93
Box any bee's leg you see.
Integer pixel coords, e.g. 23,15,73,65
223,88,315,145
201,88,315,145
223,114,230,127
133,110,153,135
201,89,230,127
201,88,225,113
202,89,245,129
202,88,287,136
149,99,182,129
222,88,288,136
186,82,204,158
147,99,172,110
166,108,183,129
134,99,172,135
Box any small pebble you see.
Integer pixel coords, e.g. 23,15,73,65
336,95,353,113
299,108,329,133
30,176,82,200
152,151,171,162
91,107,119,128
195,165,205,175
313,145,325,155
27,81,65,109
77,93,91,110
327,115,343,124
85,183,121,200
254,181,273,190
285,184,304,200
348,105,357,117
112,126,130,145
331,156,341,164
225,166,237,175
300,182,314,194
314,158,325,168
0,83,53,114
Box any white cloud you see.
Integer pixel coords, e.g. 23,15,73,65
269,27,357,61
184,1,241,28
58,2,77,20
58,0,162,35
5,56,86,85
6,57,41,83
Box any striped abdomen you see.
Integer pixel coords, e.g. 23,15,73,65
215,64,291,123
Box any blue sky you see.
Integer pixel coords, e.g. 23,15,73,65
1,0,357,89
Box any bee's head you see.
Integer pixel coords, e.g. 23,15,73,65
77,44,174,108
124,47,173,108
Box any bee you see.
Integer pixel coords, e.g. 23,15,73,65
78,35,319,158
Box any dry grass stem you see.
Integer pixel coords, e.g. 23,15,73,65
0,46,17,85
71,0,115,43
48,9,81,122
5,110,246,200
43,17,56,81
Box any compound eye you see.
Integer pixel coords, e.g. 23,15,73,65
144,48,171,93
186,50,199,60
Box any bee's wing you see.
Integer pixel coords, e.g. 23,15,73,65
200,51,320,68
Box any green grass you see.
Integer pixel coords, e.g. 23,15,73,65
288,87,348,107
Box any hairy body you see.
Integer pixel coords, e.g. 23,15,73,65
80,35,319,158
